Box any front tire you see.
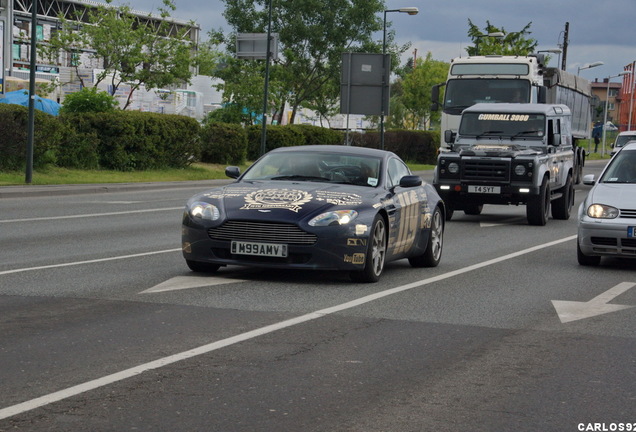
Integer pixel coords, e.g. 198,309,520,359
577,239,601,266
409,206,444,268
552,174,574,220
351,215,387,283
527,177,550,226
463,204,483,216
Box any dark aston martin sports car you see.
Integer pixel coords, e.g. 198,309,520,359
181,145,446,282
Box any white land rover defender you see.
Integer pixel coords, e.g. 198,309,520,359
433,103,575,226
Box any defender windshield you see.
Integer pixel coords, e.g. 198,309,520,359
443,79,530,114
459,112,546,139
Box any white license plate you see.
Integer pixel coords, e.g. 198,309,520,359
468,185,501,194
231,241,288,257
628,227,636,238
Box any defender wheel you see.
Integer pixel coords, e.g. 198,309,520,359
409,206,444,268
351,215,387,283
527,177,550,226
552,174,574,220
463,204,483,216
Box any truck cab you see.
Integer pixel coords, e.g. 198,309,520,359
433,103,575,225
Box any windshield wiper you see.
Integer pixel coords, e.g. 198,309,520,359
271,175,330,182
510,130,539,140
475,130,503,139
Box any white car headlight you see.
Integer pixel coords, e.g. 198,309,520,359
587,204,619,219
309,210,358,226
189,201,221,221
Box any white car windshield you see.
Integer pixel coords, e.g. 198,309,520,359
601,151,636,183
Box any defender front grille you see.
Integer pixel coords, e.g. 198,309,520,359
208,221,317,245
462,159,510,182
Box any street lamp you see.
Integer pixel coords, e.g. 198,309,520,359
474,32,504,55
577,61,604,76
602,71,630,157
381,7,418,150
536,49,562,66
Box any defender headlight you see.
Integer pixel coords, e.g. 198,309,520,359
309,210,358,226
587,204,619,219
514,164,526,176
447,162,459,174
189,201,221,220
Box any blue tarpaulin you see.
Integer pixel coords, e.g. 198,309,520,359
0,90,61,115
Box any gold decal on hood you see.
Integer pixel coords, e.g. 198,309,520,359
241,189,312,213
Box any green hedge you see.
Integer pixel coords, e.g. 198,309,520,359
0,103,437,173
0,104,65,171
348,130,439,164
200,122,247,165
58,111,201,171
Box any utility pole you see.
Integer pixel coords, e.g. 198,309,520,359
560,22,569,71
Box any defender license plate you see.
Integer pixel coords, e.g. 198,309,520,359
628,227,636,238
468,185,500,194
231,241,288,257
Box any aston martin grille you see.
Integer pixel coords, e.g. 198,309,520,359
208,221,317,245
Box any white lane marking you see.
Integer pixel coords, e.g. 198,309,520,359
552,282,635,323
0,249,181,276
140,275,248,293
480,216,526,227
0,235,577,420
0,207,183,223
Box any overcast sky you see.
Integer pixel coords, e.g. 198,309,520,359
121,0,636,83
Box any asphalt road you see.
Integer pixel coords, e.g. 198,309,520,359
1,161,634,431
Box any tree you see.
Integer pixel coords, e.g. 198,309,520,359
397,52,449,129
59,87,119,113
41,0,198,109
218,0,385,124
465,20,538,56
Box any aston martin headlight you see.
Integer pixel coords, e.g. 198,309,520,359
309,210,358,226
189,201,221,220
587,204,619,219
447,162,459,174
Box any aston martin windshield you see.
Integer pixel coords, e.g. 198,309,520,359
242,151,382,187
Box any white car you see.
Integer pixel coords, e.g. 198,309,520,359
577,142,636,265
610,131,636,156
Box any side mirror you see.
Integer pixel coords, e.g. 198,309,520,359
399,175,423,188
582,174,596,186
444,130,456,144
225,166,240,179
538,86,547,104
552,133,561,146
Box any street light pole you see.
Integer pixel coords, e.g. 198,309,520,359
628,61,635,131
26,0,38,184
381,7,418,150
474,32,504,56
602,71,630,157
577,61,604,76
259,0,273,156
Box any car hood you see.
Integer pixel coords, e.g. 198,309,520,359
194,181,380,221
587,183,636,209
456,143,541,158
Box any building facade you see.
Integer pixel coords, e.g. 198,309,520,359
0,0,221,119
